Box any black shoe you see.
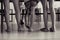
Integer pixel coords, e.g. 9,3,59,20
40,28,49,32
28,29,31,32
18,30,25,32
26,25,30,29
50,28,55,32
1,31,3,33
20,20,24,25
1,30,3,33
5,30,10,32
26,25,31,32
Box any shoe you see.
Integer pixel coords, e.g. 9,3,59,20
1,27,3,33
26,25,31,29
40,28,49,32
50,27,55,32
20,20,24,25
1,29,3,33
18,30,25,32
28,29,31,32
5,30,10,32
26,25,31,32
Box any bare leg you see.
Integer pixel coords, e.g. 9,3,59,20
24,1,34,32
40,0,49,32
49,0,55,32
41,0,48,28
4,0,11,32
12,0,23,31
24,8,32,32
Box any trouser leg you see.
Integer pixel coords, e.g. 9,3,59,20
12,0,22,31
4,0,11,31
